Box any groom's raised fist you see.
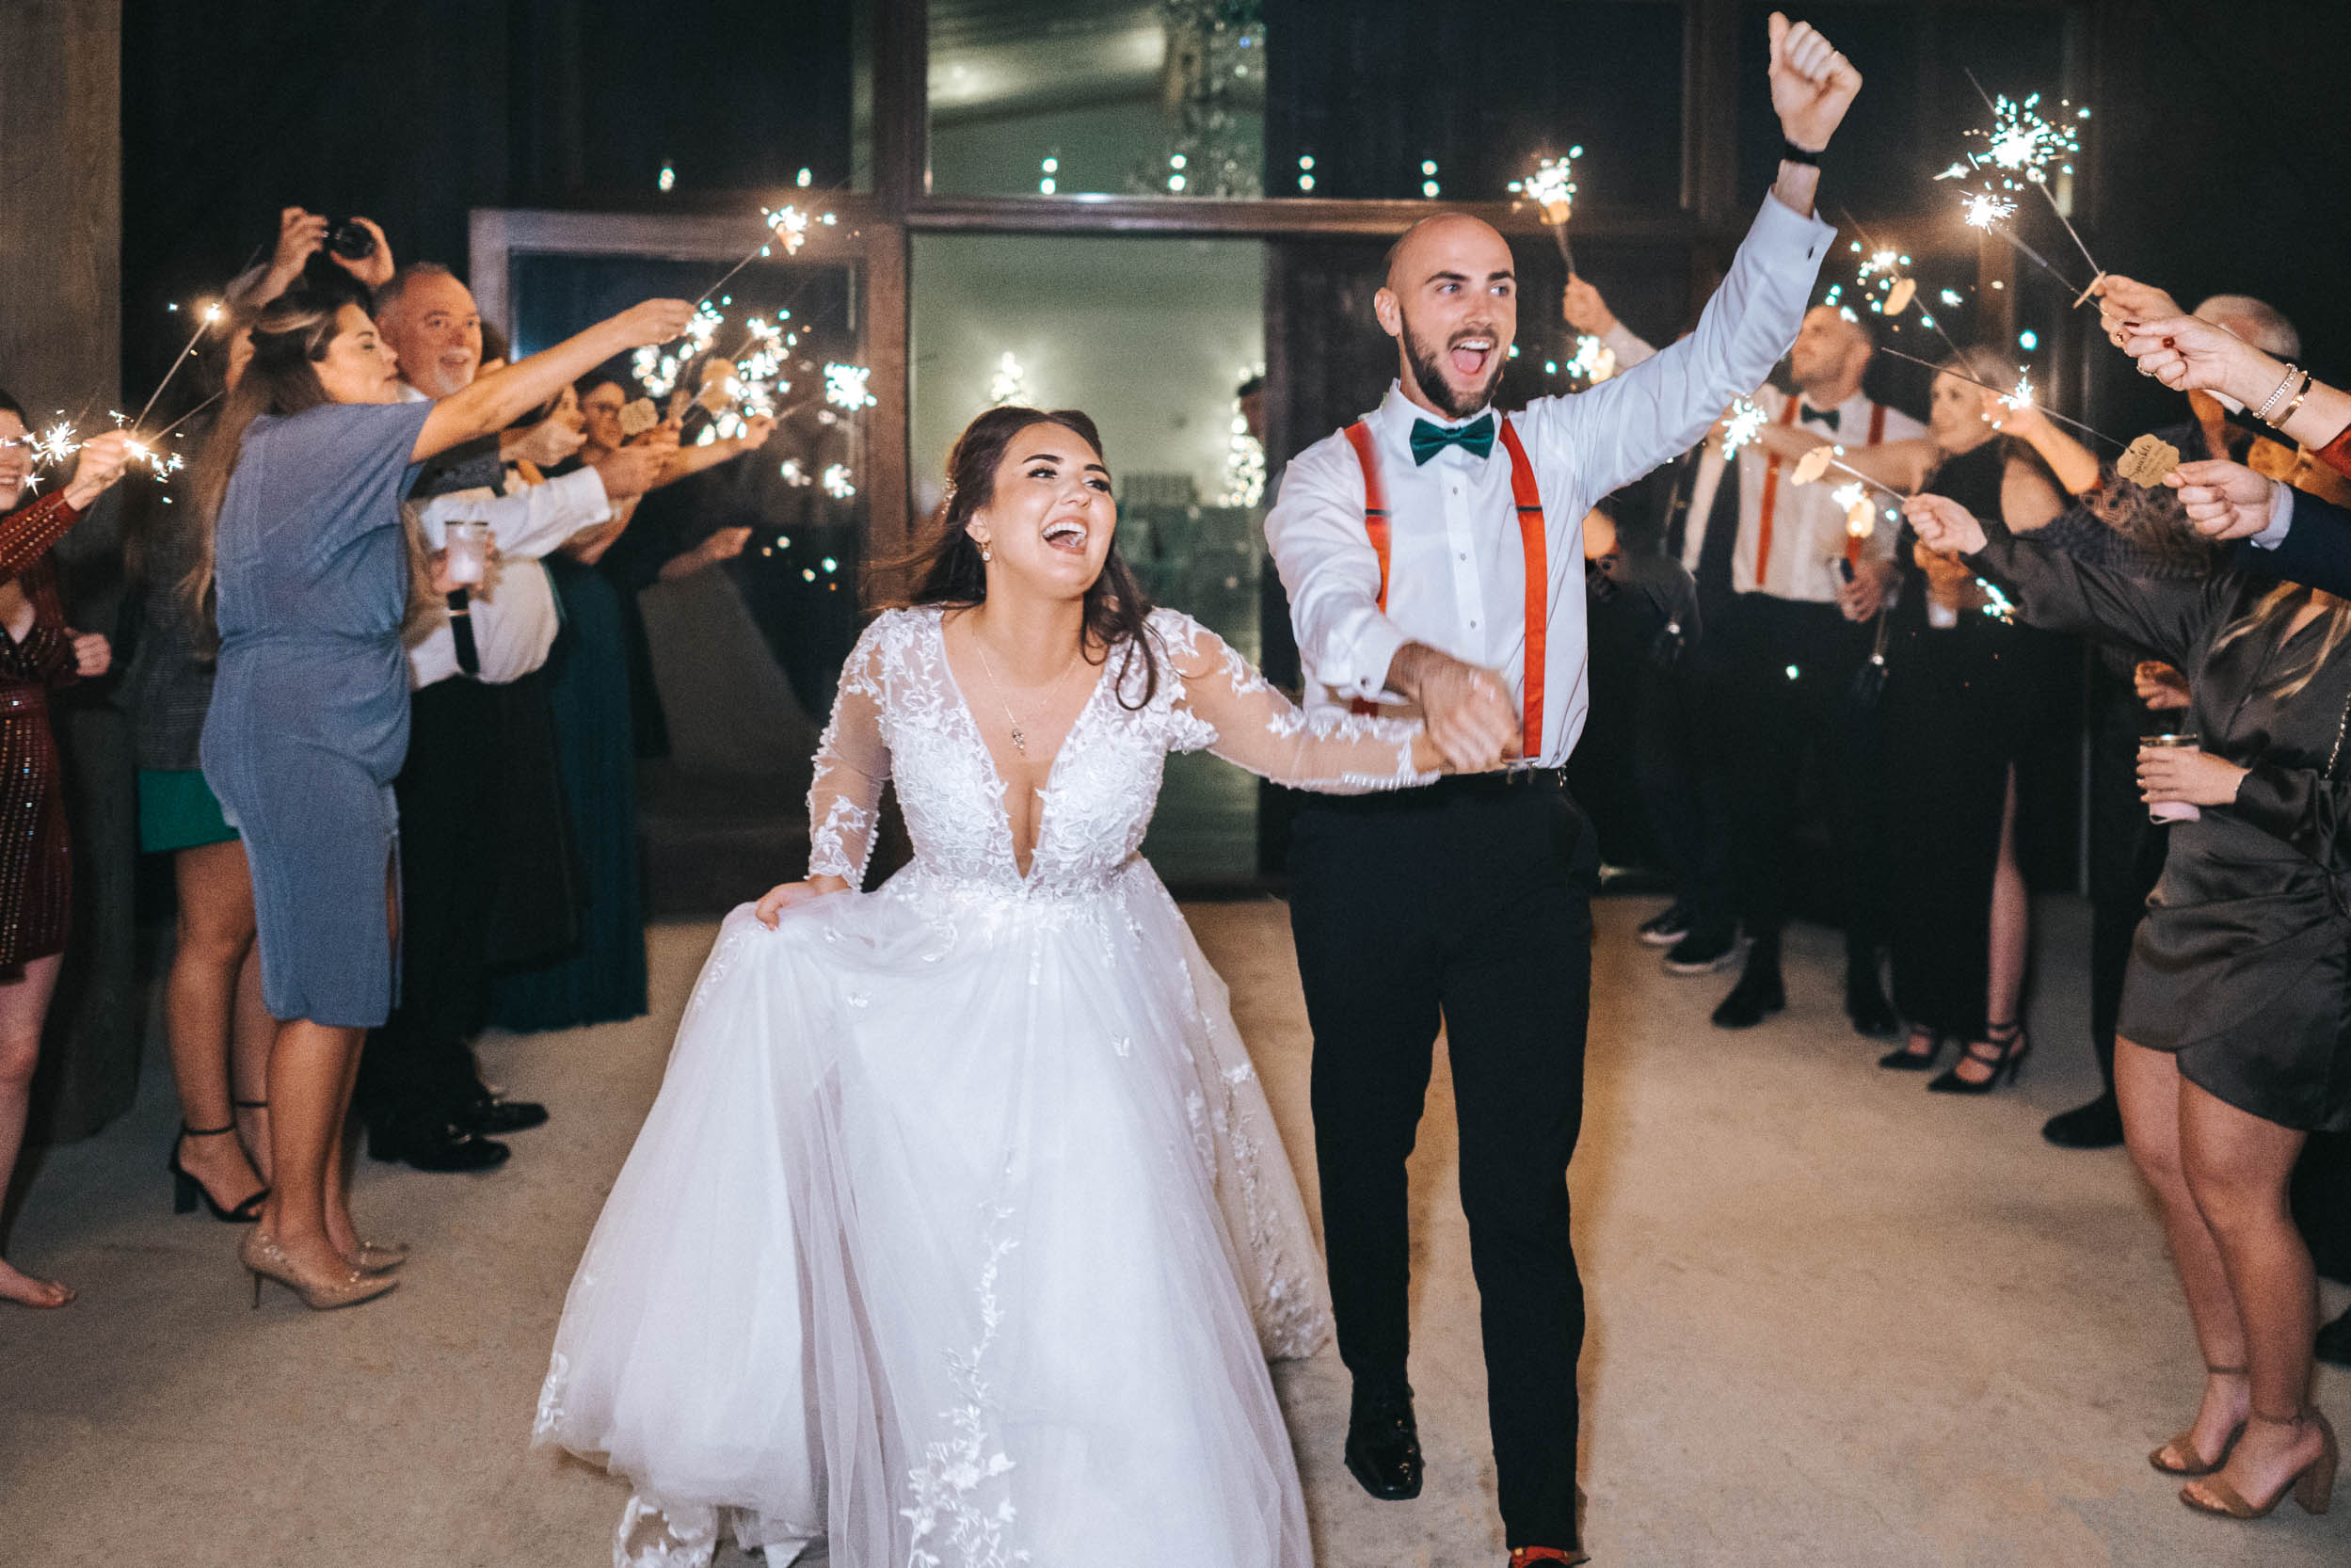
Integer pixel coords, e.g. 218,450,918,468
1767,13,1862,152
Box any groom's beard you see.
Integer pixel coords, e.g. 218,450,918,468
1401,317,1504,421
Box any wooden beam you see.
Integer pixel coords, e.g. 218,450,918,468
0,0,120,415
902,194,1703,242
1684,0,1740,228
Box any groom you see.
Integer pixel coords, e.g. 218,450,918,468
1264,16,1860,1563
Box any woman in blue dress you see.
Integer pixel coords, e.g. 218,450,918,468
188,285,693,1309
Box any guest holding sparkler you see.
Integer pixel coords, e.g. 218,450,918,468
354,263,676,1174
1571,284,1925,1023
0,397,136,1306
1909,487,2343,1526
487,370,763,1033
1865,348,2072,1090
188,285,694,1309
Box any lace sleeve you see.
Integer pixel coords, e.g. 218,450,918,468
1156,611,1435,794
807,617,892,883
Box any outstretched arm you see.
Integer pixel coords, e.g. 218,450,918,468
1905,492,2229,666
1537,15,1855,497
1160,614,1444,792
416,298,695,462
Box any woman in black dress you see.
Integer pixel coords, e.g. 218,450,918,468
1910,488,2342,1525
1873,350,2073,1090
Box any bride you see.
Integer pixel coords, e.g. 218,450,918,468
535,405,1453,1566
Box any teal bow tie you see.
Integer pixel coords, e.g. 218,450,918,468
1409,412,1496,465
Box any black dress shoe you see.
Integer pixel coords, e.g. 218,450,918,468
1638,903,1692,947
367,1117,511,1173
2317,1306,2351,1368
1344,1381,1423,1500
1845,975,1900,1038
456,1095,549,1136
2041,1093,2125,1149
1662,926,1739,974
1711,962,1784,1029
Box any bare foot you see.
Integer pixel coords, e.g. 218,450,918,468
2185,1410,2326,1512
2158,1368,2249,1471
0,1257,75,1308
177,1128,266,1216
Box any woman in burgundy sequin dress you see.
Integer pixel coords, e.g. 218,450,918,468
0,392,135,1308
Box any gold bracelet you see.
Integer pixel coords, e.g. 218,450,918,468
2270,372,2315,430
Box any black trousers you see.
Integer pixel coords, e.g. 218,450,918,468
2085,675,2170,1092
1710,594,1883,967
1632,656,1735,940
1287,776,1597,1548
358,679,500,1125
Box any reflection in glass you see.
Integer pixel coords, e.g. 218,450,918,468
928,1,1267,199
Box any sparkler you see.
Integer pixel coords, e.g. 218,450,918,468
779,458,811,487
695,205,829,312
821,463,856,500
130,301,225,436
1508,148,1582,274
823,363,876,410
1956,75,2103,303
1874,344,2123,448
1719,397,1766,460
1835,210,1967,361
1563,332,1616,387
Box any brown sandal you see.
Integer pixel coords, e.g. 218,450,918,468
2179,1408,2336,1519
2150,1366,2248,1477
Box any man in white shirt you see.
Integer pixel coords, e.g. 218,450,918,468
357,263,670,1174
1263,16,1858,1564
1569,285,1926,1032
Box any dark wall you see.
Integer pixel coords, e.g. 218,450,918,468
119,0,854,398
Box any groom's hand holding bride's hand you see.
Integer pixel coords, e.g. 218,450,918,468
756,873,851,928
1389,642,1518,772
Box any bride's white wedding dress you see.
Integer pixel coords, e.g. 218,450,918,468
536,604,1431,1567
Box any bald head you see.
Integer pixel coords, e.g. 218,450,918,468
1375,214,1518,420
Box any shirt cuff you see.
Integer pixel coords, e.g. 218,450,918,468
550,465,615,525
2248,481,2294,551
1319,616,1410,705
1753,184,1838,260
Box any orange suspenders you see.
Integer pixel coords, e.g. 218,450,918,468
1757,398,1892,583
1343,418,1549,760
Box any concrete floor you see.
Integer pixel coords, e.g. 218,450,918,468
3,895,2344,1567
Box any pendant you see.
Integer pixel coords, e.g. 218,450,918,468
1010,727,1027,752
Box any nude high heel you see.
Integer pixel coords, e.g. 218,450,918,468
2151,1366,2249,1477
2180,1408,2336,1519
240,1228,398,1311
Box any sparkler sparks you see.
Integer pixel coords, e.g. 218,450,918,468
1999,370,2035,413
779,458,811,487
1509,147,1584,272
823,363,876,410
821,463,856,500
29,421,80,467
1977,93,2081,178
1962,191,2016,230
1719,397,1766,460
1563,333,1616,386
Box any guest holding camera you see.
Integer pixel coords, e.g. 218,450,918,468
0,398,135,1306
188,284,693,1309
1910,488,2342,1526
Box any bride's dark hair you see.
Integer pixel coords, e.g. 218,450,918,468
886,404,1161,709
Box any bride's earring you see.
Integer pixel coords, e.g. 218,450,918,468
974,534,994,563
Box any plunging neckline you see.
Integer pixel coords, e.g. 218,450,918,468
933,608,1115,882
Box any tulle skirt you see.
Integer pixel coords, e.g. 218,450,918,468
535,858,1327,1566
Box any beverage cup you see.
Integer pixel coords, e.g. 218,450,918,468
2141,730,2202,824
443,520,490,587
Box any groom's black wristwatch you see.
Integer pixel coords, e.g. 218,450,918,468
1781,137,1823,167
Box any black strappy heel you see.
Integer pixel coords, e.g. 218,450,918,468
1927,1019,2031,1095
168,1123,266,1223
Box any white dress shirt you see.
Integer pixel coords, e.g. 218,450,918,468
394,385,612,688
404,468,611,688
1265,190,1834,767
1605,327,1925,602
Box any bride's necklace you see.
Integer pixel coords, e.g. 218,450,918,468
969,625,1081,755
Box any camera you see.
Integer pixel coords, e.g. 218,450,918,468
326,217,377,262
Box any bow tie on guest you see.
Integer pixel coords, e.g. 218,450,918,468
1410,412,1496,465
1797,404,1840,432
